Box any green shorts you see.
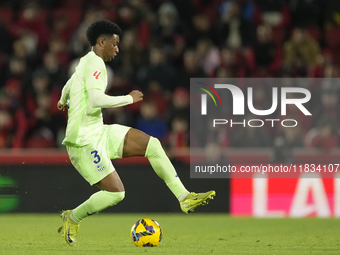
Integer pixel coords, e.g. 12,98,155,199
67,124,131,185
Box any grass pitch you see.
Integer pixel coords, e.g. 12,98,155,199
0,213,339,255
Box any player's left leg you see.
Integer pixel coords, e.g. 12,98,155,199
58,172,125,245
59,132,126,245
122,128,216,213
72,171,125,221
122,128,189,199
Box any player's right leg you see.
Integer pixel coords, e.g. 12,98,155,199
179,190,216,214
121,127,216,213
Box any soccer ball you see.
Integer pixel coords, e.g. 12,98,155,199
130,218,162,247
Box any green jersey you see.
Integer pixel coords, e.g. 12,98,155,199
60,51,107,147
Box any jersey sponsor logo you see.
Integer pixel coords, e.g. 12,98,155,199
93,71,102,79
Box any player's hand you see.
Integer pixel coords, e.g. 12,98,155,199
129,90,144,103
57,101,68,111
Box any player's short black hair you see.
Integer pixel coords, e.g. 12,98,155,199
86,20,122,46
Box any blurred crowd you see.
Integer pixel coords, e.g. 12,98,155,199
0,0,340,154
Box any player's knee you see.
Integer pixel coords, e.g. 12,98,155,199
105,191,125,207
145,136,164,158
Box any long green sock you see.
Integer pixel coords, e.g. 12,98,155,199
72,190,125,221
145,137,189,199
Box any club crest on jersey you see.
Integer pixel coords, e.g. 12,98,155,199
93,71,101,79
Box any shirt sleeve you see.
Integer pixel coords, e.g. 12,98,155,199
59,78,72,105
88,88,133,108
84,56,107,92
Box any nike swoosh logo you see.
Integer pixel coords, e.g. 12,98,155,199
87,212,96,216
67,225,73,243
190,198,198,200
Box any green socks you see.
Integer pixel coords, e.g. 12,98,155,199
145,137,189,199
72,190,125,221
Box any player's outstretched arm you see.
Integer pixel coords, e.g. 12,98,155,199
88,89,143,108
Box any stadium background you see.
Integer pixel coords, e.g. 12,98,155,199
0,0,340,215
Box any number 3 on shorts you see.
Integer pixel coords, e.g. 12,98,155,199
91,150,101,164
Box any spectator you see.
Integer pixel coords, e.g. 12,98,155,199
113,29,142,76
51,14,73,43
177,48,206,89
154,1,180,48
25,69,61,144
12,38,35,65
0,86,27,148
143,80,170,117
283,27,320,69
47,36,70,66
135,101,167,139
219,47,245,77
12,3,50,52
186,14,214,48
40,51,68,88
309,51,333,78
216,0,253,48
196,38,221,77
103,107,134,127
116,4,141,32
138,45,177,92
323,64,339,78
2,57,31,88
163,116,190,151
165,87,190,129
247,24,281,74
70,9,103,58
